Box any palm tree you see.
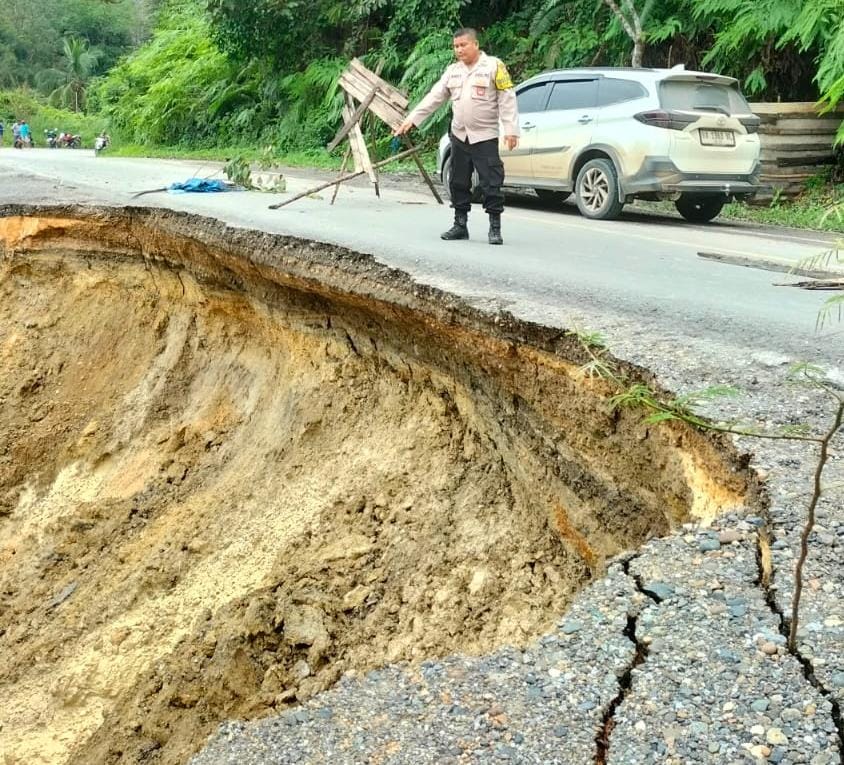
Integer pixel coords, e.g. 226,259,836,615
37,37,101,112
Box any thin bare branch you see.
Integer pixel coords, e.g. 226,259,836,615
788,399,844,652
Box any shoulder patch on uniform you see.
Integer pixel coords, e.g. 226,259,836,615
494,61,513,91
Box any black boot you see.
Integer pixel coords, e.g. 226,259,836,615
441,211,469,240
488,213,503,245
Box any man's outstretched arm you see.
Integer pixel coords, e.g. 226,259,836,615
394,71,451,135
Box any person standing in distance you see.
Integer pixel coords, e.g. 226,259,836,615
394,28,519,245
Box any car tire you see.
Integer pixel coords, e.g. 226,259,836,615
675,194,725,223
442,155,483,203
574,158,624,220
535,188,570,205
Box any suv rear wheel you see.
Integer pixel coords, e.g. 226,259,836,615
575,158,624,220
534,188,570,206
675,194,725,223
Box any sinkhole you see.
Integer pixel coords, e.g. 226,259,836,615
0,206,754,765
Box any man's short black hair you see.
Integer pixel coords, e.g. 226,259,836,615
452,27,478,41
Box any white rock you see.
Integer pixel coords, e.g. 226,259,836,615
766,728,788,746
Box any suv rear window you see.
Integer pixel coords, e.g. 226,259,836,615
658,79,752,115
597,78,647,106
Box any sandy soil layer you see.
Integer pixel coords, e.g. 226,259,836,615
0,208,752,764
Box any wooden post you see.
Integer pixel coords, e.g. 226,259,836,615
402,136,444,205
331,147,352,205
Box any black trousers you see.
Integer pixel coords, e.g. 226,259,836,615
449,134,505,215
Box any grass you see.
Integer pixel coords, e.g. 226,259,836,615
110,142,440,176
720,182,844,233
112,144,342,168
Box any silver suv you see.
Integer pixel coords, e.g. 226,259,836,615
437,66,761,222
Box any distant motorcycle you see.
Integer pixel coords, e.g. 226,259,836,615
44,128,59,148
58,132,82,149
94,133,110,156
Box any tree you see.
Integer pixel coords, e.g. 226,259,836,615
602,0,652,67
37,37,101,112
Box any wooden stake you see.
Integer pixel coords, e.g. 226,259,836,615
331,147,352,205
402,136,444,205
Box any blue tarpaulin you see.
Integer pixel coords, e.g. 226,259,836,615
167,178,231,194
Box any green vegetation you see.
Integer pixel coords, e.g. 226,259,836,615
37,37,101,112
83,0,844,157
0,0,148,90
722,187,844,233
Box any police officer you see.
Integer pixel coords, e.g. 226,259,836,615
395,28,519,245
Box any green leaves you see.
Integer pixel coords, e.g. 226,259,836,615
0,0,138,92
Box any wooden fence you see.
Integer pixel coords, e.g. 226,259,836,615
749,102,843,200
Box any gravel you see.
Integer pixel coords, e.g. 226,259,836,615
191,567,640,764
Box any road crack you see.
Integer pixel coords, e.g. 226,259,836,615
594,556,654,765
755,525,844,763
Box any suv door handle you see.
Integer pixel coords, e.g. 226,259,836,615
521,122,536,130
577,115,593,124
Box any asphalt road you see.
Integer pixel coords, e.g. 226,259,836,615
1,148,841,374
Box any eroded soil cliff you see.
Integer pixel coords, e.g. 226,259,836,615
0,207,752,764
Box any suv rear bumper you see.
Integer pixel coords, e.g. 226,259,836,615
622,157,760,198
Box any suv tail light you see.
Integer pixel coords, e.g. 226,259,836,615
739,115,760,134
634,110,698,130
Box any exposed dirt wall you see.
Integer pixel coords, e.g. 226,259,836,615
0,206,753,765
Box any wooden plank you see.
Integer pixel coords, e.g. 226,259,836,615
340,72,405,128
749,102,843,116
759,125,842,137
345,68,407,110
269,145,422,210
327,86,379,152
759,165,822,176
349,58,408,108
339,73,405,128
341,99,364,173
776,154,835,167
766,117,842,132
761,134,837,149
343,94,378,191
760,145,836,157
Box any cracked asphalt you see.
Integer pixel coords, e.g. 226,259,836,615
1,149,842,764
